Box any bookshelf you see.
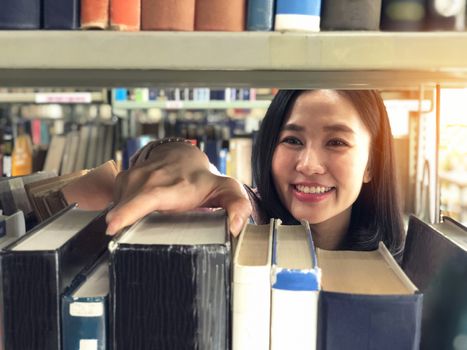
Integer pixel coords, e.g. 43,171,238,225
1,31,467,88
112,100,271,110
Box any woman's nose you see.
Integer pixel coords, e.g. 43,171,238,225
295,147,325,175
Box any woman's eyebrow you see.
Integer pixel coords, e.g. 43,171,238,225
282,123,304,132
323,124,355,134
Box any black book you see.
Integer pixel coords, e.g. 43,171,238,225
0,205,111,350
0,0,41,29
403,215,467,350
109,210,231,350
43,0,80,29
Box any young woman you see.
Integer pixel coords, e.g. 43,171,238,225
106,89,404,258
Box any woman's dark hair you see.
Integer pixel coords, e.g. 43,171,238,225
252,90,404,258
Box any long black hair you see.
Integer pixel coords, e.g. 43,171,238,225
252,90,404,258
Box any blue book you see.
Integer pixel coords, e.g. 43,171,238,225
43,0,80,29
317,242,422,350
274,0,321,32
62,255,109,350
0,0,41,29
270,219,321,350
247,0,274,31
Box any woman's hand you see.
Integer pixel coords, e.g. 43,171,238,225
105,141,252,236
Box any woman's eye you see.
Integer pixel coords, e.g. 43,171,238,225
327,139,348,147
281,136,302,145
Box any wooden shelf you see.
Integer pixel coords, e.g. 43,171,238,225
1,31,467,88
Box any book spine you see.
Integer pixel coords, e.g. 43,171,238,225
195,0,246,31
2,252,60,350
380,0,426,31
0,0,41,29
320,0,381,30
246,0,274,31
43,0,80,29
62,296,108,350
274,0,321,32
141,0,196,31
317,292,423,350
110,0,141,31
81,0,109,29
111,244,230,349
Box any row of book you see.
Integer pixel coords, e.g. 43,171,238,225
1,0,465,31
113,87,265,103
0,160,117,228
0,208,465,349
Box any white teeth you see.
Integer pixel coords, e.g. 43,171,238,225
296,185,333,194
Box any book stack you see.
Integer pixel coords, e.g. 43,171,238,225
233,219,423,350
0,209,464,349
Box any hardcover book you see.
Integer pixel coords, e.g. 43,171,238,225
274,0,321,32
246,0,274,31
195,0,245,31
43,0,80,29
141,0,195,31
109,210,231,350
270,220,321,350
232,221,273,350
1,206,111,350
403,215,467,350
81,0,109,29
317,242,422,350
110,0,141,31
0,0,41,29
62,254,109,350
320,0,381,30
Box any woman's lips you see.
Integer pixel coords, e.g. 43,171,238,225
292,184,335,203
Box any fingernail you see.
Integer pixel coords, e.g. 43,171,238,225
106,220,119,236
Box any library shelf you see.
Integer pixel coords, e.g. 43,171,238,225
1,31,467,88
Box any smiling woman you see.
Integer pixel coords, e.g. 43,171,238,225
252,90,404,258
106,89,404,260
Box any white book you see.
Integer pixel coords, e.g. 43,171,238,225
270,220,321,350
232,221,273,350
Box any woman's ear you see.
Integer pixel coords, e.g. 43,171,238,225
363,166,372,183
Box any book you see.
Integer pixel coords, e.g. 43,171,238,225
0,210,26,238
43,0,80,29
24,170,88,221
402,215,467,350
320,0,382,30
60,131,80,175
317,242,422,350
109,210,231,350
195,0,245,31
81,0,109,29
141,0,195,31
74,125,91,172
246,0,274,31
0,0,41,29
270,220,320,350
110,0,140,31
380,0,426,31
232,221,273,350
228,135,253,187
274,0,321,32
1,205,111,350
43,134,66,175
62,254,109,350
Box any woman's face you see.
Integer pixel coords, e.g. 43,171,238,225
272,90,372,230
